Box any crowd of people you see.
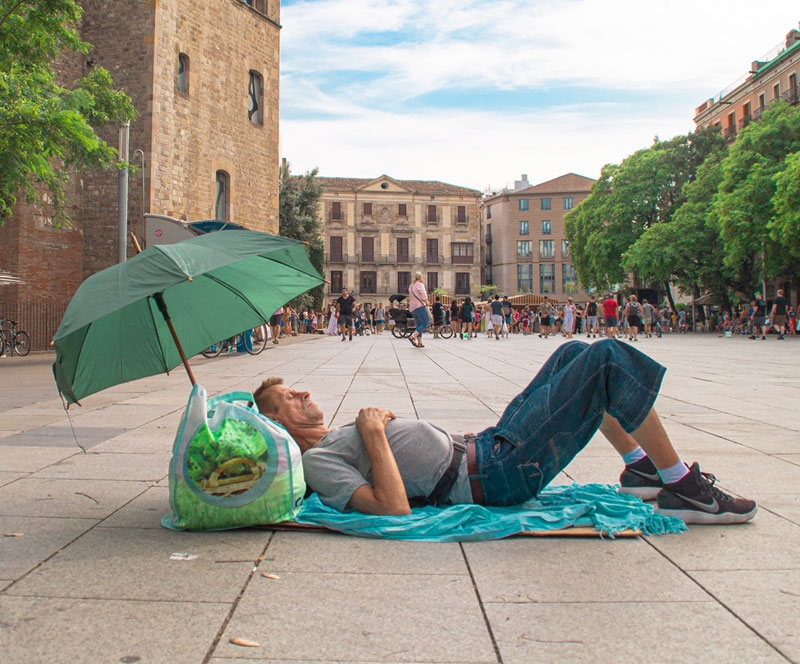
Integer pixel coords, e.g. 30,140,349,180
267,287,796,346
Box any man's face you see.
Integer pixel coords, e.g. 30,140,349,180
341,289,349,297
265,385,325,430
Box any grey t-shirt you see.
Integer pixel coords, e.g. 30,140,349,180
302,418,473,512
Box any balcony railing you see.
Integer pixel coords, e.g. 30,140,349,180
425,254,443,266
451,255,474,265
328,214,346,223
783,85,799,105
738,116,752,129
723,125,737,140
325,253,348,263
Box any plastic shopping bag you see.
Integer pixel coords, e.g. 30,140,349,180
162,384,305,531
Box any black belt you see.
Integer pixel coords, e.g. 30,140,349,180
408,440,465,508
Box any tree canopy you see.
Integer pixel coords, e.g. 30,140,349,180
565,104,800,309
0,0,135,224
279,160,325,310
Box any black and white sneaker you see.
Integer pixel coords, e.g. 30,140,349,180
619,456,662,500
655,462,758,525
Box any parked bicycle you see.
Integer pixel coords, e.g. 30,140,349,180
0,319,31,357
201,324,268,358
391,319,454,340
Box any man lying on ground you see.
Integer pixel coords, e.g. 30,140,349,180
254,339,757,525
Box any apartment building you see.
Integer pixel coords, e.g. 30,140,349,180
484,173,594,301
317,175,482,303
0,0,281,348
695,23,800,137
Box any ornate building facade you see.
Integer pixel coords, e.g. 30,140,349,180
316,175,482,305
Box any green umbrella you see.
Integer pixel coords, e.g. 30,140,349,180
53,230,323,405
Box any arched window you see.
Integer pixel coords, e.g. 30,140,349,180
177,53,189,93
248,71,263,124
215,171,229,221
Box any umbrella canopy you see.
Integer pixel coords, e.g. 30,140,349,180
388,293,407,303
53,230,323,405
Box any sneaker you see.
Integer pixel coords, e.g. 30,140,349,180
761,336,766,340
349,333,353,341
655,462,758,525
341,335,346,341
748,335,756,340
778,335,785,339
619,456,662,500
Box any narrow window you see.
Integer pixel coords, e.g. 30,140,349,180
519,221,529,235
455,273,470,295
539,264,555,293
539,240,554,258
486,205,492,219
561,240,570,257
331,201,342,221
541,198,551,211
397,272,411,292
363,202,372,216
427,204,437,223
542,220,551,235
517,240,531,258
398,203,407,217
215,170,229,221
330,236,343,262
397,238,409,263
361,237,374,262
519,199,529,211
427,272,438,292
248,71,263,124
563,197,574,210
457,205,467,223
330,270,343,293
177,53,189,93
773,83,781,101
360,271,376,293
426,238,439,263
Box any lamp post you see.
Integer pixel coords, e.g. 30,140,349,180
118,121,130,263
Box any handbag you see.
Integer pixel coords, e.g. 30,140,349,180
162,385,305,531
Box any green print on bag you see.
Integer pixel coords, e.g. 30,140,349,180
162,386,305,531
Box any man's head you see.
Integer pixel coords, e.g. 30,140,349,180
543,296,548,300
778,289,784,296
254,377,326,451
494,295,499,300
341,288,349,297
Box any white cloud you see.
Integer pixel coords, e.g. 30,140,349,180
280,0,800,189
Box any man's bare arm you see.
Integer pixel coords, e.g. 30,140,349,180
347,408,411,516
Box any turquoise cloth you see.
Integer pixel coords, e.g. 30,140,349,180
295,483,687,542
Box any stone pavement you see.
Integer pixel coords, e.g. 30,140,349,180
0,330,798,664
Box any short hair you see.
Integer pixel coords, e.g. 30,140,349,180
414,271,424,281
253,377,284,416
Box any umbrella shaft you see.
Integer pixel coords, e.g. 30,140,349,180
154,292,196,386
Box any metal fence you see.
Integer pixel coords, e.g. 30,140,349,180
0,301,68,352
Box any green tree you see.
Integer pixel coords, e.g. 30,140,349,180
566,128,725,300
713,101,800,295
279,160,324,311
770,149,800,261
0,0,135,224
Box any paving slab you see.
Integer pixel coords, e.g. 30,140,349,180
0,596,229,664
215,571,496,663
0,478,149,519
6,526,267,602
0,515,98,578
484,600,785,663
31,451,172,482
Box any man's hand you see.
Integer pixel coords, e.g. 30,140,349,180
348,407,410,516
355,407,395,437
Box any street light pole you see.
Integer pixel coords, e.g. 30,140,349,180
118,121,130,263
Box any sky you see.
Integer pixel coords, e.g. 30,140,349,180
279,0,800,193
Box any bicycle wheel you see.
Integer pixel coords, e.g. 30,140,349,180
13,331,30,356
391,323,407,339
246,325,268,355
201,343,223,358
439,324,454,339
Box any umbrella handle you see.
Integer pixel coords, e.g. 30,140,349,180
153,292,196,386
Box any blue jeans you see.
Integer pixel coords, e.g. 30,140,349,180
411,306,430,335
473,339,666,506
